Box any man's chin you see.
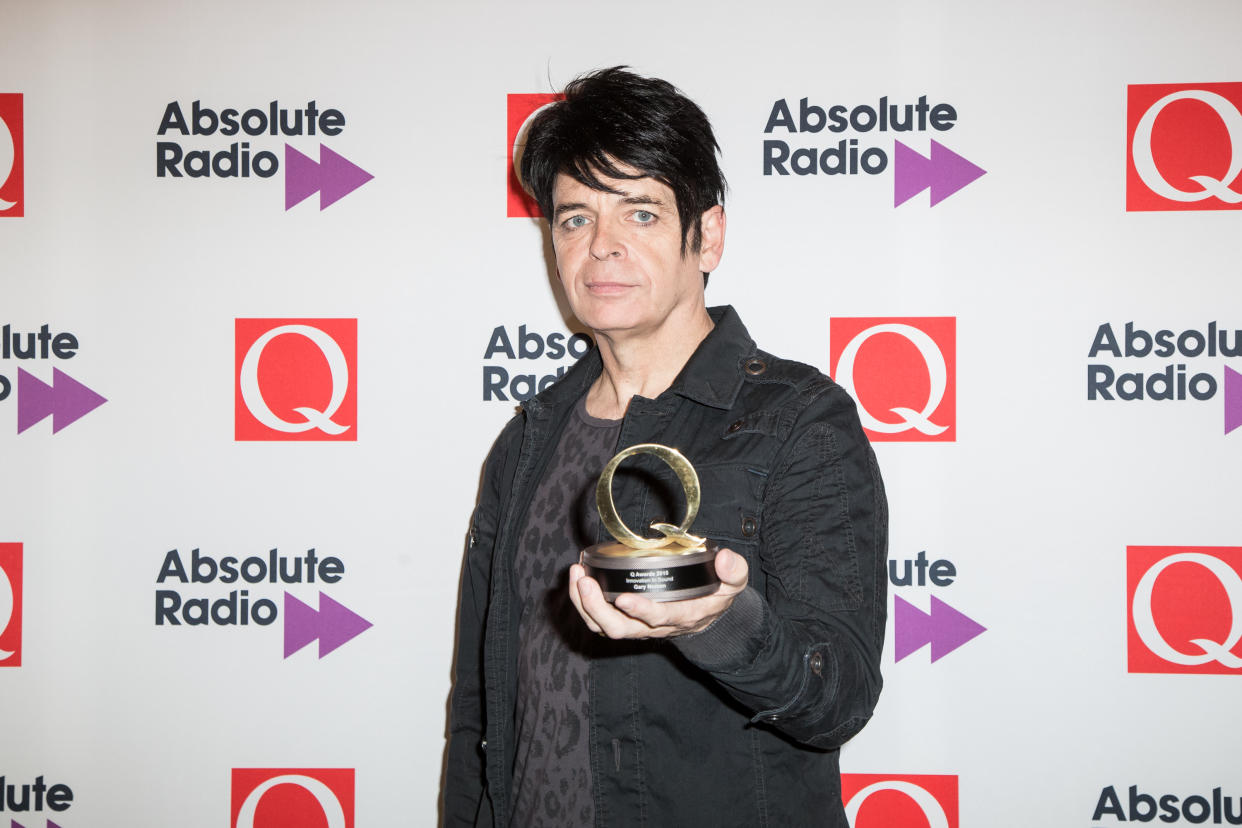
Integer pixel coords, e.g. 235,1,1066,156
570,303,646,335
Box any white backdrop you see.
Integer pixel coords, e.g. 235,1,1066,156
2,1,1240,825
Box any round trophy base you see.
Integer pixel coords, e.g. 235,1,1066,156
582,542,720,602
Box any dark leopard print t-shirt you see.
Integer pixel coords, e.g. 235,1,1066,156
510,395,621,827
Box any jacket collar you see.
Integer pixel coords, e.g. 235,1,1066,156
522,340,601,420
526,304,756,416
666,305,756,410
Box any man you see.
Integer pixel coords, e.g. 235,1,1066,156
445,67,886,827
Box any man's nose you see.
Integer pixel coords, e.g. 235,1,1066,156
589,222,623,260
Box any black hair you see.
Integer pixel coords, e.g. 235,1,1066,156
519,66,727,257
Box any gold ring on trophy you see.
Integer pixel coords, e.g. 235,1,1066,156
595,443,705,550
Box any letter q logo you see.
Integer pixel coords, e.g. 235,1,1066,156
0,93,23,217
235,319,357,441
841,773,958,828
1127,546,1242,674
507,93,562,217
231,768,354,828
0,543,22,667
1127,82,1242,211
830,318,956,442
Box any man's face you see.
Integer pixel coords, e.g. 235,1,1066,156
550,168,722,341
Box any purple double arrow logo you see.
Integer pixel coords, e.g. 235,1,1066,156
894,595,986,662
283,591,373,659
893,140,987,207
15,368,106,434
1225,366,1242,435
284,144,374,210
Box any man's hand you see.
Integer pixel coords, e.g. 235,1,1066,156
568,547,749,639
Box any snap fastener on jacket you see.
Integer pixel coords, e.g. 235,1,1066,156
809,652,824,676
744,358,767,375
728,419,744,433
741,516,757,536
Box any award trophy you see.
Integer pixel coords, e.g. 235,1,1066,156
582,443,720,602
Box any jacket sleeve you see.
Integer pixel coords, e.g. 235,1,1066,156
443,417,521,826
673,383,888,749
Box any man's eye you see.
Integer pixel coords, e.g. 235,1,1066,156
564,215,589,228
633,210,655,223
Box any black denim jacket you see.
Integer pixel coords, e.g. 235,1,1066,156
445,306,887,827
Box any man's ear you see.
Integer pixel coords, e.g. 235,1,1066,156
696,204,726,273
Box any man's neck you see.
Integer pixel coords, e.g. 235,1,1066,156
585,306,714,420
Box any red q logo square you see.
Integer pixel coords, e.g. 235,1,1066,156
235,319,358,442
0,93,23,218
841,773,959,828
0,543,21,668
830,317,956,443
1127,545,1242,675
1126,82,1242,211
231,768,354,828
507,93,562,217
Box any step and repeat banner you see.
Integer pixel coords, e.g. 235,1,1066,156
2,0,1239,825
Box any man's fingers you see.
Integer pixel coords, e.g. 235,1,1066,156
715,547,749,589
571,563,641,636
613,592,666,626
616,590,724,636
575,569,645,638
568,564,603,634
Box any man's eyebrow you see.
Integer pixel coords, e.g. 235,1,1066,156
619,194,666,208
553,202,590,220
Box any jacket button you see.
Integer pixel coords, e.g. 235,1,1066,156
744,358,767,375
809,652,824,676
741,516,757,537
728,419,744,433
